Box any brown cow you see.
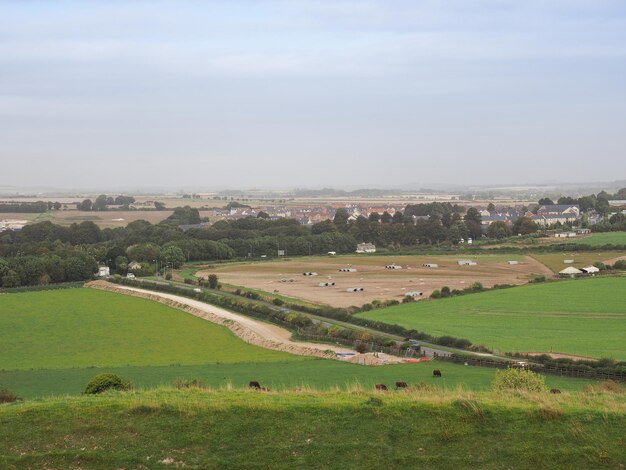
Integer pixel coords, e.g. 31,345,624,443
550,388,561,394
433,369,442,377
249,381,261,389
395,381,408,389
375,384,388,391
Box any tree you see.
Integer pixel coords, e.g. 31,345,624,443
380,211,392,224
159,245,185,269
486,203,496,213
368,212,381,223
464,208,482,239
154,201,166,210
538,197,554,206
257,211,270,219
333,209,350,231
1,269,20,288
93,194,108,211
512,216,538,235
487,221,512,239
311,220,336,235
208,274,219,289
77,199,92,211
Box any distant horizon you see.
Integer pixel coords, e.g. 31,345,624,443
1,1,626,188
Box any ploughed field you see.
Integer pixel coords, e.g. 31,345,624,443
357,277,626,360
199,254,553,308
0,388,624,469
0,288,594,399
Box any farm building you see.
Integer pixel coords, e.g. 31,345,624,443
554,232,577,238
128,261,142,270
356,243,376,253
97,266,110,277
422,263,438,268
559,267,582,278
457,260,478,266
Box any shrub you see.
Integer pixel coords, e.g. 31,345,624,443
208,274,219,289
0,388,21,404
183,278,194,284
430,289,441,299
355,342,369,354
491,368,547,393
84,373,132,395
441,286,451,298
593,261,607,271
583,380,625,395
272,298,284,306
165,273,172,280
613,259,626,270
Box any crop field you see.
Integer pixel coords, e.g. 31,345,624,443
198,254,553,308
561,232,626,247
0,289,299,370
357,277,626,359
530,251,626,273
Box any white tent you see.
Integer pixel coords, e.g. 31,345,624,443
581,266,600,274
559,266,582,276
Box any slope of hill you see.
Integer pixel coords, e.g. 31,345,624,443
0,388,624,469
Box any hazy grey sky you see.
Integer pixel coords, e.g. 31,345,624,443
1,0,625,190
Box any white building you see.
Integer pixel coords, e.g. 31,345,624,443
356,242,376,253
97,266,110,277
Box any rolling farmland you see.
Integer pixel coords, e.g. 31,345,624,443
357,277,626,359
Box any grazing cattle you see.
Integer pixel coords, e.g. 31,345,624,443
249,381,261,390
375,384,388,391
433,369,442,377
395,381,408,389
550,388,561,394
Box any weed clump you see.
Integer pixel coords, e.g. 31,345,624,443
84,373,132,395
491,368,547,393
0,388,21,404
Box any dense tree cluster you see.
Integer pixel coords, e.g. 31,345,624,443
76,195,136,211
0,201,62,213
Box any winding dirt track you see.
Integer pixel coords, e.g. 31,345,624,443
86,281,404,363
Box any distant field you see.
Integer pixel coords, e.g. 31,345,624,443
530,251,626,272
563,232,626,246
200,254,552,307
0,289,299,370
357,277,626,359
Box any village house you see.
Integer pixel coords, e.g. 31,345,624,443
531,204,581,227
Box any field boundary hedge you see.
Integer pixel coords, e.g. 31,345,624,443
0,281,85,294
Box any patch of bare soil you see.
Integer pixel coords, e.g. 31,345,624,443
522,352,597,361
86,281,399,365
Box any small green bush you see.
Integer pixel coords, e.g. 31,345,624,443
84,373,132,395
272,298,284,306
491,368,547,393
165,273,172,280
183,278,194,285
0,388,21,404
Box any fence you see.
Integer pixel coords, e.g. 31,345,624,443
438,354,626,382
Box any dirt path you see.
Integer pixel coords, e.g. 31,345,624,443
86,281,402,365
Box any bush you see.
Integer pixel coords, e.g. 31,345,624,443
613,259,626,270
165,272,172,280
355,342,369,354
84,373,132,395
272,298,284,306
430,289,441,299
491,368,547,393
0,388,21,404
441,286,451,298
183,278,194,285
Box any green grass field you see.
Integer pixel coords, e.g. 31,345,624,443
1,388,624,469
357,277,626,359
0,359,595,399
0,288,300,370
565,232,626,246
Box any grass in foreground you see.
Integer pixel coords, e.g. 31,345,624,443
357,277,626,359
0,289,300,370
0,387,624,469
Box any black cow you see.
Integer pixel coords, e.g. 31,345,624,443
395,381,408,389
375,384,388,391
249,381,261,389
550,388,561,394
433,369,442,377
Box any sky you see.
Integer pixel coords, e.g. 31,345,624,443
1,0,625,190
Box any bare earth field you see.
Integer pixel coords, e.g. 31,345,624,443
199,254,553,308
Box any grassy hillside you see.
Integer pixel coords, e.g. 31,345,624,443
530,251,625,272
0,388,624,469
357,278,626,359
1,359,595,400
0,289,300,369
